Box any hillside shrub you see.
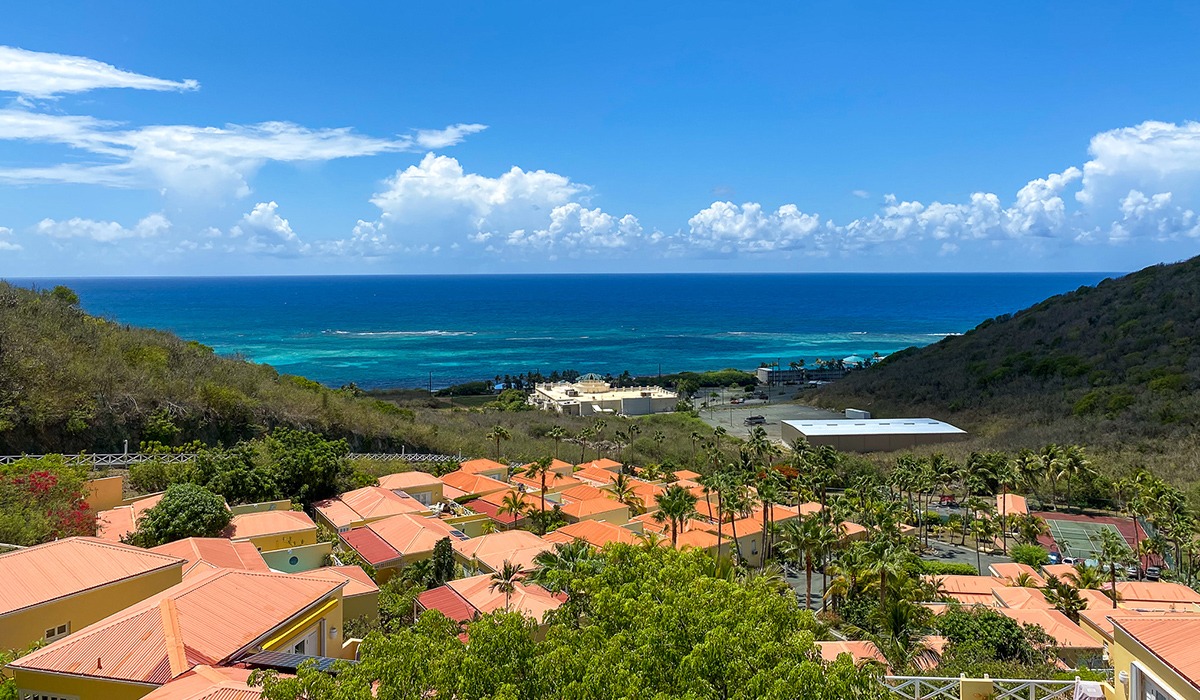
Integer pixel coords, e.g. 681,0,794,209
1010,543,1049,568
125,483,231,547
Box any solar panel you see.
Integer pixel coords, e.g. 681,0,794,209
450,530,471,541
241,650,357,674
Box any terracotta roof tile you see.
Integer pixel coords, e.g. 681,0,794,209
296,566,379,598
464,498,525,526
1116,581,1200,606
440,470,510,497
353,513,465,560
340,527,400,566
151,538,268,579
511,471,583,492
996,608,1102,648
988,563,1045,586
445,574,563,621
576,458,622,472
0,537,185,617
377,471,442,491
1080,608,1200,641
314,486,427,528
417,586,477,623
96,493,165,542
816,641,888,666
141,665,266,700
227,511,316,540
992,586,1054,609
560,497,628,520
10,569,342,685
451,530,553,572
573,467,621,486
543,520,640,548
997,493,1028,516
457,458,508,475
1117,617,1200,689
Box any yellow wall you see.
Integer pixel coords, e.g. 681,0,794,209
260,541,332,573
14,669,157,700
238,529,317,553
570,506,630,526
445,513,492,538
260,593,350,659
84,475,125,512
1110,626,1200,700
395,484,443,504
0,565,182,652
342,591,379,624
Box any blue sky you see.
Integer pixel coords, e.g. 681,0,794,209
2,2,1200,275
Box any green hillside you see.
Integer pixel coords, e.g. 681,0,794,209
812,257,1200,477
0,282,416,453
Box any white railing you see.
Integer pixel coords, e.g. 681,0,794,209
0,451,460,467
882,676,1083,700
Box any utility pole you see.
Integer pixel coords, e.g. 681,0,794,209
428,371,433,395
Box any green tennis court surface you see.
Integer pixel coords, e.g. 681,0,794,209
1045,519,1124,561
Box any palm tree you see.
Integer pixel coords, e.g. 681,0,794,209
996,458,1021,554
651,429,666,456
498,489,526,527
712,426,727,451
485,424,511,461
701,470,729,560
970,517,998,575
1058,445,1092,512
576,427,594,464
689,430,704,464
401,558,436,588
756,470,784,568
610,473,645,515
1042,574,1087,623
1097,528,1132,609
547,426,568,460
1038,444,1063,510
1064,562,1105,590
653,484,698,546
526,457,553,515
779,514,823,610
871,538,911,609
1015,513,1050,545
528,540,601,600
489,560,525,612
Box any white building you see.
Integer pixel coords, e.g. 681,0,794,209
781,418,967,452
529,374,678,417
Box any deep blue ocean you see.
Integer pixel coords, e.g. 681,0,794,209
19,274,1114,389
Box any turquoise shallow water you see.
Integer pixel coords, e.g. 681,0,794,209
20,273,1113,388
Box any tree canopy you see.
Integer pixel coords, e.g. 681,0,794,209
255,545,887,700
125,482,231,547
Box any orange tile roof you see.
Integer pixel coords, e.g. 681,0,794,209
227,510,316,540
416,585,477,623
992,586,1054,610
294,565,379,598
457,458,508,475
576,458,623,472
989,562,1046,587
573,466,621,486
675,528,720,550
927,575,1004,606
997,493,1028,516
558,483,609,501
10,569,343,685
673,469,702,481
0,537,185,617
838,521,868,539
476,488,538,510
359,513,466,559
815,641,888,666
1041,564,1077,580
511,470,583,492
451,530,554,572
96,493,165,542
543,520,641,548
141,665,266,700
444,574,563,622
377,470,442,491
314,486,427,528
1116,581,1200,606
1117,617,1200,688
151,538,268,579
797,502,824,517
996,608,1102,649
1079,608,1200,641
560,496,628,520
440,470,510,497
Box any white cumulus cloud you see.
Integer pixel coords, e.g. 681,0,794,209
35,213,170,243
230,201,310,256
0,45,199,98
0,226,19,251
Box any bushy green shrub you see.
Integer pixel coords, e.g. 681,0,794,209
1010,543,1049,568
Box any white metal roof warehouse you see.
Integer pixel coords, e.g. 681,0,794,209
781,418,967,453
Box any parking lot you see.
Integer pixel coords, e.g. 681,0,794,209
696,387,840,441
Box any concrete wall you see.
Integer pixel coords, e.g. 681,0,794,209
230,499,294,516
261,541,332,573
239,529,318,553
0,564,183,652
260,593,349,659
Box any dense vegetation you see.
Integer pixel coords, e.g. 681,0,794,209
813,257,1200,479
255,546,887,700
0,455,93,546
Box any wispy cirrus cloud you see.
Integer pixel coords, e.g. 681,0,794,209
0,46,199,98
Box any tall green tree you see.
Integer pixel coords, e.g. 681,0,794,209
654,483,699,546
484,425,511,462
125,483,231,547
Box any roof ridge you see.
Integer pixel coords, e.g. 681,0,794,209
0,536,184,565
160,597,189,678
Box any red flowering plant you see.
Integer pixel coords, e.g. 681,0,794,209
0,456,95,546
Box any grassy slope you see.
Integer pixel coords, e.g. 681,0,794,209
0,283,714,465
811,257,1200,480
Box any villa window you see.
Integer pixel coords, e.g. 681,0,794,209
1132,662,1180,700
21,693,80,700
43,623,69,642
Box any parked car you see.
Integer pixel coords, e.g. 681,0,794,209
744,415,766,426
756,393,768,400
1146,565,1162,581
1047,551,1062,565
1125,563,1141,580
729,398,744,404
1062,556,1078,566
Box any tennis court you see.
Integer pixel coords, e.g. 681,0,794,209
1044,518,1124,561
